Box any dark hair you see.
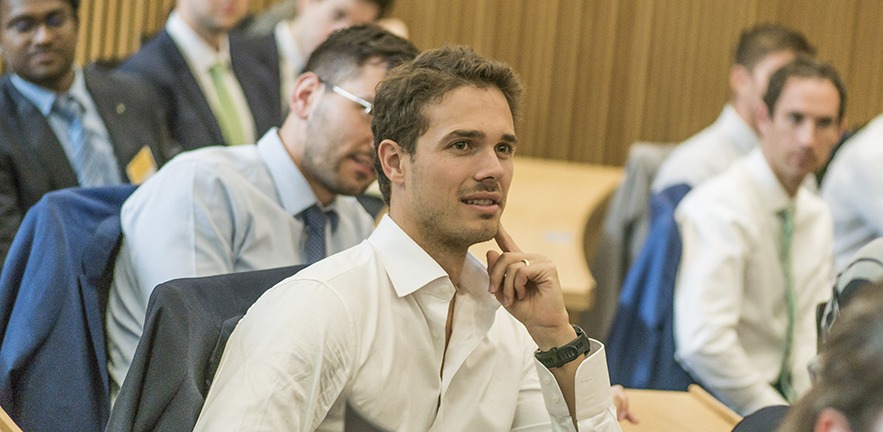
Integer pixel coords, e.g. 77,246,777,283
763,56,846,121
303,23,418,88
779,286,883,432
366,0,394,19
371,45,523,205
734,24,814,70
0,0,80,18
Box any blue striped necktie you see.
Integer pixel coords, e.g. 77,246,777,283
53,94,122,186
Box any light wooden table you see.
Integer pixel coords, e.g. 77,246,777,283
621,385,742,432
469,157,623,314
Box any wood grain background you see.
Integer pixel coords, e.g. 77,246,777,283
64,0,883,165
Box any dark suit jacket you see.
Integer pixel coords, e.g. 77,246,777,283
0,65,175,268
118,30,281,150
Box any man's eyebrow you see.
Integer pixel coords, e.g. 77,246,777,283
441,129,518,143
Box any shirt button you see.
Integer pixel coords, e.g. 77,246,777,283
543,377,552,385
552,396,561,404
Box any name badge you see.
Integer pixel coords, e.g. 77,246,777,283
126,145,157,185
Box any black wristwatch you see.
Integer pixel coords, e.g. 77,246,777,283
534,325,592,369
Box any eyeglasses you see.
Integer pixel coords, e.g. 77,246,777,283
321,79,373,115
5,10,73,35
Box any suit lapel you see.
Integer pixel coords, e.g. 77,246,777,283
1,77,79,188
230,33,281,137
83,67,132,179
157,32,226,145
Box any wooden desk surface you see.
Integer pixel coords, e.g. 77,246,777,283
621,386,742,432
469,157,623,313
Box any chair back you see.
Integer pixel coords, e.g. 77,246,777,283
106,265,305,432
0,185,135,432
589,142,677,340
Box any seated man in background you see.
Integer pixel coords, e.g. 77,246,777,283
653,24,814,193
119,0,280,148
779,286,883,432
820,113,883,270
674,57,843,415
195,46,621,431
105,25,418,394
0,0,174,267
265,0,394,112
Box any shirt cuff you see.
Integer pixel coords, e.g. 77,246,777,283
534,339,615,428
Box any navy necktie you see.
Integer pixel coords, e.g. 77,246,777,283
300,205,328,264
53,94,121,186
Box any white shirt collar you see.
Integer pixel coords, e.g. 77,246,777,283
369,215,502,312
719,104,760,155
745,147,796,214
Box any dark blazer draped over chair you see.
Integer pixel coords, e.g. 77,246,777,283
0,66,176,268
107,265,305,432
118,30,281,150
0,185,136,432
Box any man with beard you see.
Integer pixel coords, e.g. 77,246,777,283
105,25,418,396
195,46,621,431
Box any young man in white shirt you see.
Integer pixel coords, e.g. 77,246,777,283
196,46,623,431
674,57,845,415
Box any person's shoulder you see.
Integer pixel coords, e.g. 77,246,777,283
677,160,748,218
273,242,380,307
119,31,177,78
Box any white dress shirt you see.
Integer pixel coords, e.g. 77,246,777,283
106,129,374,393
674,148,833,415
653,104,758,193
195,216,620,431
166,11,257,143
821,113,883,270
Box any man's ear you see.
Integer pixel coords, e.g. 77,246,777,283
756,101,772,137
814,407,853,432
289,72,323,119
729,64,751,95
378,139,406,186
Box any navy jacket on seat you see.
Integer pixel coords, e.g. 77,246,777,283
606,183,694,390
0,185,135,432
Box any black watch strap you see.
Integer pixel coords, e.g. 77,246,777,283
534,325,591,369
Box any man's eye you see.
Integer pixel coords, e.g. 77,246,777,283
10,19,36,34
452,141,469,150
496,143,513,154
45,12,68,28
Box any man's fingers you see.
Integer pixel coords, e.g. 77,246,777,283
493,224,522,254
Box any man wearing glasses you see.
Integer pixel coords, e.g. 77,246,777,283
105,25,418,395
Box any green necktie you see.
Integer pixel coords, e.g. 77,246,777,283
208,62,248,145
775,207,797,403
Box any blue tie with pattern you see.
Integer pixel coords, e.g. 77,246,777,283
300,204,328,264
53,94,122,186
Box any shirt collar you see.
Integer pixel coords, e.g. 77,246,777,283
255,128,340,219
719,104,760,154
369,215,502,311
11,66,86,116
745,147,795,214
275,20,307,75
166,11,232,71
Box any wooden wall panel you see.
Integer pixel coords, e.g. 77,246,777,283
39,0,883,165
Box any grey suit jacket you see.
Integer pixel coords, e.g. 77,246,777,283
0,65,176,268
118,30,281,150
